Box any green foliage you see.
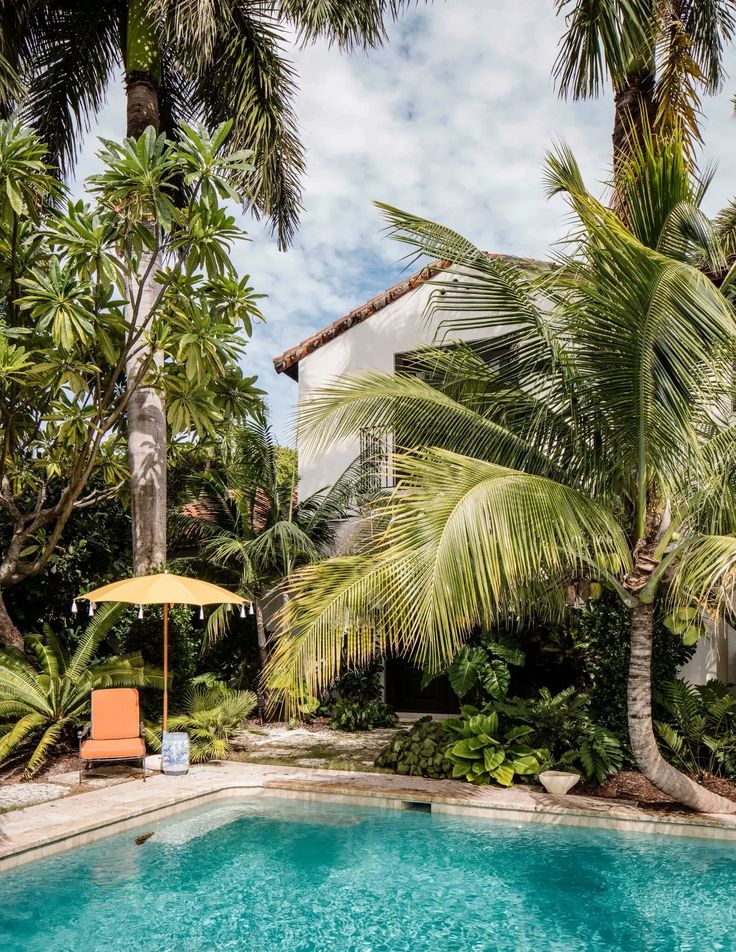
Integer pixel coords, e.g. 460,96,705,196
654,679,736,778
374,717,454,779
447,633,524,702
0,119,263,602
574,592,694,749
496,688,623,784
319,658,397,731
119,604,198,720
3,491,131,634
444,706,547,787
375,687,622,788
0,605,161,774
327,698,398,732
175,419,356,647
325,659,384,707
147,683,257,764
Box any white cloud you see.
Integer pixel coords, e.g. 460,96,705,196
73,0,736,441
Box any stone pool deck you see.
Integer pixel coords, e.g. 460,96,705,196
3,760,736,870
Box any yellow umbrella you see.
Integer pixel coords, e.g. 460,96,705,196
78,573,246,731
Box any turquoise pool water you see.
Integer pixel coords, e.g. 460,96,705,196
1,797,735,951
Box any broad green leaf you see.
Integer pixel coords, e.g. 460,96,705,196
481,660,511,700
448,646,486,698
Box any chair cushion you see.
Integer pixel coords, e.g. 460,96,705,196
80,737,145,760
91,688,140,740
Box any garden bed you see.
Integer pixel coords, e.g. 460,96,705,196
573,770,736,812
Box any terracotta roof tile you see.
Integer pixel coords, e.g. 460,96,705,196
273,253,551,379
273,259,450,378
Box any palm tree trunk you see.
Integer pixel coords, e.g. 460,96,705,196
0,590,23,650
255,599,269,721
628,602,736,813
612,69,656,196
124,2,166,575
125,246,166,575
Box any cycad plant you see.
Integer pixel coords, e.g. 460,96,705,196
267,131,736,812
147,683,257,763
654,679,736,778
0,605,161,774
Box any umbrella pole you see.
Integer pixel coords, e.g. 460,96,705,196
163,602,169,733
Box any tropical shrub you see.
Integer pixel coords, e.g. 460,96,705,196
0,605,160,775
446,633,524,702
496,688,623,784
327,698,398,732
320,658,397,731
375,717,454,779
573,593,694,746
147,684,257,763
654,679,736,779
444,707,547,787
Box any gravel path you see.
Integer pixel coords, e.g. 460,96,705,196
0,782,68,812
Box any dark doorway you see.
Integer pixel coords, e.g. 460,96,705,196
384,657,458,714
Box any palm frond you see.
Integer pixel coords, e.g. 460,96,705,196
553,0,653,98
160,2,304,248
25,718,67,775
282,1,424,51
267,448,630,704
0,711,46,762
665,534,736,618
16,0,122,176
66,602,124,681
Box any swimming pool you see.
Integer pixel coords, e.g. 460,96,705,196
1,796,734,951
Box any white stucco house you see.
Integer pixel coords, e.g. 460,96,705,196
274,257,512,499
273,259,735,694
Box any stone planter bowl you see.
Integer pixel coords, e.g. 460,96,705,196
539,770,580,795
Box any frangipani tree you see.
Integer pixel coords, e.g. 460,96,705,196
0,0,426,574
0,119,263,648
267,134,736,813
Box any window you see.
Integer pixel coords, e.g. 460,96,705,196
358,427,392,495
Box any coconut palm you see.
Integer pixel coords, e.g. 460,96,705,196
177,420,356,676
554,1,736,172
266,133,736,813
0,0,421,577
0,604,161,774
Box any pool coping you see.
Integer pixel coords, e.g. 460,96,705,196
2,760,736,871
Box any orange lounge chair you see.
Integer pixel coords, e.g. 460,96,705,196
78,688,147,784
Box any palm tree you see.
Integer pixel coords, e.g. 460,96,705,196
0,603,161,774
0,0,421,576
553,1,736,175
266,133,736,813
177,420,356,697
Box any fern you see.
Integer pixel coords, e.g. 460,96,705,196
654,679,736,778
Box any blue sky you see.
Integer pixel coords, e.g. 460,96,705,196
74,0,736,443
